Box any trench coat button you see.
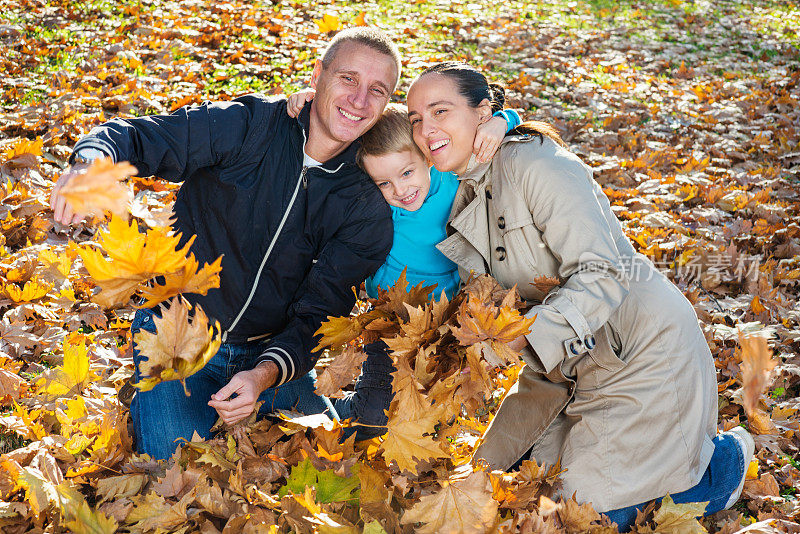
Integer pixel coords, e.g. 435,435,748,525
584,335,596,350
485,187,493,200
495,246,506,261
568,338,583,355
498,216,506,229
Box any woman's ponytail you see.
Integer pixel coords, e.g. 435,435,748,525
488,83,505,113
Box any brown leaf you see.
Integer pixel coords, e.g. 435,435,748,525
738,332,776,418
379,417,447,475
313,346,367,397
401,470,498,534
134,297,221,394
0,367,27,404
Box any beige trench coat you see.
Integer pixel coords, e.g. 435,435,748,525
436,134,717,512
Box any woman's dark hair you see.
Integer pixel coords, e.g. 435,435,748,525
417,61,565,147
419,62,505,113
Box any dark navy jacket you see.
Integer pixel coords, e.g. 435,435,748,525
72,95,393,385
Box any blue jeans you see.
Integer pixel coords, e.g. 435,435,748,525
604,431,745,531
129,308,394,459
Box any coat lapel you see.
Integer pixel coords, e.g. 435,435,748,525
436,156,494,273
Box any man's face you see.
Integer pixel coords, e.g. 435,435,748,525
310,42,398,146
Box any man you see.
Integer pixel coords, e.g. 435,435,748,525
50,28,400,459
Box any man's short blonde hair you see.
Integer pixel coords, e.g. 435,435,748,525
357,104,425,167
321,28,401,90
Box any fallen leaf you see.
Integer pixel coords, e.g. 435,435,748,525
401,470,498,534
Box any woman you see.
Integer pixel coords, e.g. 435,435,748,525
406,62,753,529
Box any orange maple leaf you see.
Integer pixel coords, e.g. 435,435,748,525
138,254,222,308
2,137,43,160
451,295,535,365
58,157,136,216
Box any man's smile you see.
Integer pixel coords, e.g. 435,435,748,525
338,107,364,121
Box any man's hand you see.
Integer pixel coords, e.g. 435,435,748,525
208,361,278,425
50,163,90,225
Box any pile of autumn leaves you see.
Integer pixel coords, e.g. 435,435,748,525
0,152,754,533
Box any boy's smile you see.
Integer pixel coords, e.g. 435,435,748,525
362,149,430,212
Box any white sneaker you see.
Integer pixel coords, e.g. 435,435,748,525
724,426,755,509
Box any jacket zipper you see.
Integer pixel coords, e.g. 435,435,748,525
221,164,307,343
221,125,347,343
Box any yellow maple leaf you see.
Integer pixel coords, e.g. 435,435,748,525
58,157,135,216
3,278,52,302
315,13,341,33
138,254,222,308
78,215,194,307
133,297,221,395
37,337,97,396
400,470,498,534
38,248,72,278
649,495,708,534
63,499,119,534
379,417,447,474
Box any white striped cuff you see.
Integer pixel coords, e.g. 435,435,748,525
256,347,296,386
72,138,117,164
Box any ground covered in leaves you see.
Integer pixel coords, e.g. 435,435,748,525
0,0,799,532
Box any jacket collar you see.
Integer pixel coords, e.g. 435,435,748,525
295,101,361,172
456,133,534,184
439,134,536,272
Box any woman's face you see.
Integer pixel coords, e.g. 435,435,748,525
407,73,491,175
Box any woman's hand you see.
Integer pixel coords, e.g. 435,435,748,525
473,115,508,163
286,89,316,118
506,334,530,353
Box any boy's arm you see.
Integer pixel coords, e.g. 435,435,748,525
473,109,522,163
286,89,316,118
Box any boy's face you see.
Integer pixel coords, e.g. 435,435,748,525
363,149,430,212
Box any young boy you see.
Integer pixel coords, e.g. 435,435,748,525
286,96,519,438
356,103,519,299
